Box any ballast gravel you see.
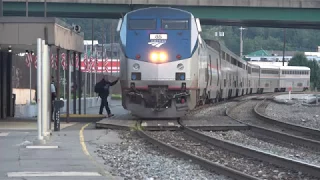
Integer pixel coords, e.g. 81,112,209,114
203,130,320,167
186,101,237,120
265,101,320,130
95,130,228,180
148,131,317,180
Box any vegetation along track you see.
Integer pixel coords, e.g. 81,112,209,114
136,121,319,180
227,97,320,150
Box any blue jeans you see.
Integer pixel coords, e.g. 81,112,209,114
99,97,111,115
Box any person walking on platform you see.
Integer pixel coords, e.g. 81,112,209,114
95,76,119,117
51,76,57,121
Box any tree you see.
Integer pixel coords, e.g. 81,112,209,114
288,53,309,66
289,53,320,89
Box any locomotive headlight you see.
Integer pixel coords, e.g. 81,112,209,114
150,52,158,62
159,52,168,62
133,63,140,70
149,52,168,63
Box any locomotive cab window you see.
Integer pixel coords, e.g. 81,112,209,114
128,19,156,30
161,19,189,30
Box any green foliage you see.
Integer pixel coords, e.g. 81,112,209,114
289,53,320,89
200,25,320,56
111,94,122,100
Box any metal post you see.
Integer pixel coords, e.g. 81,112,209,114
73,52,76,114
68,52,71,115
94,46,97,86
111,22,113,76
78,52,82,114
84,46,87,114
240,27,243,58
26,0,28,17
42,42,49,137
282,28,286,66
90,19,94,97
0,0,3,17
44,0,47,17
56,48,60,100
63,67,66,99
316,87,318,105
36,38,43,142
29,53,32,104
48,46,52,131
239,27,246,58
66,50,70,123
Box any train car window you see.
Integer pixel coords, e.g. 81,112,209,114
161,19,189,30
231,58,237,65
225,54,229,62
128,19,156,30
222,51,226,59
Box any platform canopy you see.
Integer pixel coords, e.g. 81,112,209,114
0,17,84,53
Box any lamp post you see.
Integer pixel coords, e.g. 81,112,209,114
0,0,3,17
282,28,286,66
239,26,246,58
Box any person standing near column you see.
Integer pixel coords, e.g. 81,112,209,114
51,76,57,121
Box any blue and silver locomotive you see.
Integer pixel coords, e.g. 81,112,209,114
116,7,310,119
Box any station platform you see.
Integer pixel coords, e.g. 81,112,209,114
60,100,123,122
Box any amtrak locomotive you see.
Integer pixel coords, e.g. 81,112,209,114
116,7,310,119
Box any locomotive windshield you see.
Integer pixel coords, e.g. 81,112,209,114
128,19,156,30
161,19,189,30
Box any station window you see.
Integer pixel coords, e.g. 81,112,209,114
161,19,189,30
128,19,156,30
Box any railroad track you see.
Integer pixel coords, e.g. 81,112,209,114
227,97,320,150
133,92,320,180
254,99,320,141
136,120,320,180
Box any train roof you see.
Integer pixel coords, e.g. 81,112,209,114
204,39,247,63
279,66,311,70
258,65,280,69
126,7,192,18
247,62,260,68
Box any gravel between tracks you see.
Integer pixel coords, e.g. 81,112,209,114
95,130,228,180
148,131,317,180
229,100,319,140
186,102,237,119
265,101,320,130
203,130,320,167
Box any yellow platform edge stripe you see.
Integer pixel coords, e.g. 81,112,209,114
60,114,105,118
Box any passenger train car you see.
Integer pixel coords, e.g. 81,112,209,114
116,7,310,119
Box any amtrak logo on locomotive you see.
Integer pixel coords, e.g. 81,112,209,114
148,34,167,48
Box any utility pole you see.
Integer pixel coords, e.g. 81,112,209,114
0,0,3,17
44,0,47,17
239,26,246,58
26,0,29,17
282,28,286,66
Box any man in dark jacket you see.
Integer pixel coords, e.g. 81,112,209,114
97,76,119,117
